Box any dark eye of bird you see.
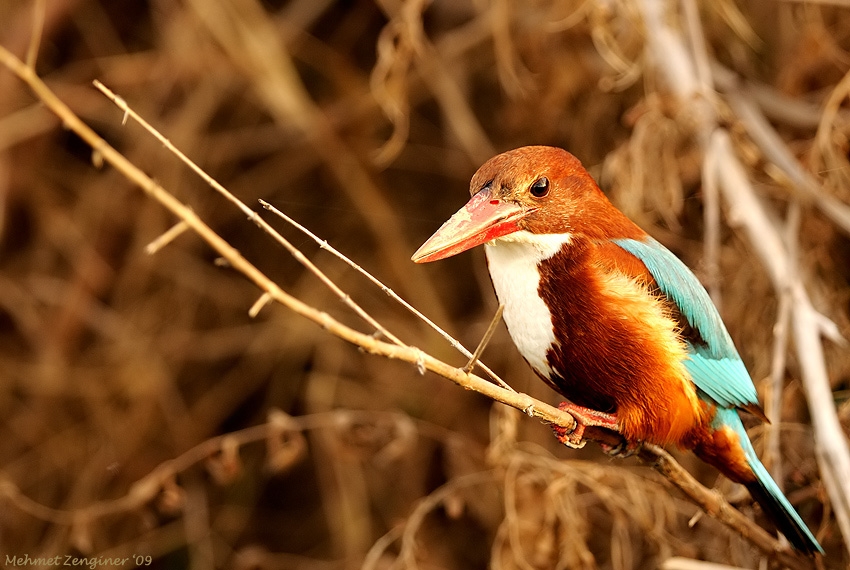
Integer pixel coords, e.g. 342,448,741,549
530,177,549,198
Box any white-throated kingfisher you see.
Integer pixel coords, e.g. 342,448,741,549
411,146,822,554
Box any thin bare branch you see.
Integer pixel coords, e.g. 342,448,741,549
464,304,504,374
93,80,406,348
248,292,273,318
145,220,190,255
639,444,812,569
25,0,46,69
260,199,513,392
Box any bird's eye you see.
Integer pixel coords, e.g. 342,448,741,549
530,177,549,198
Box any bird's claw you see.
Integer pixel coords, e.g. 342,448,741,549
551,401,620,450
599,440,641,457
552,421,588,449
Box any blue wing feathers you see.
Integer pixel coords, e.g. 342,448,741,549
685,347,758,410
612,237,759,410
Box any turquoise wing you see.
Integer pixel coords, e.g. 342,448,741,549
612,237,759,410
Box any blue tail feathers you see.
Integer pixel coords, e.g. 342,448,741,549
720,410,823,554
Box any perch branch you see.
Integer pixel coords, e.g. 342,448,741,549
637,445,809,569
259,200,511,390
91,79,406,348
0,41,568,436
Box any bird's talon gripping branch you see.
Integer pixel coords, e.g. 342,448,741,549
552,423,587,449
551,401,619,449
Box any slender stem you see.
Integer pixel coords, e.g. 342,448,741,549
464,304,504,374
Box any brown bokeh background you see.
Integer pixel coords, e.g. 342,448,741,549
1,1,849,568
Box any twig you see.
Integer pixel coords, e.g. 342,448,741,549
260,200,513,391
25,0,46,69
92,80,405,348
464,304,504,374
248,292,273,319
145,220,190,255
362,525,403,570
0,41,564,434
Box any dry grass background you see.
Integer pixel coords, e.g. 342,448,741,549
1,0,849,568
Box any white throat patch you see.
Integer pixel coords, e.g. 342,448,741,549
484,231,572,376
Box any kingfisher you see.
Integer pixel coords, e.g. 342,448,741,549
411,146,822,554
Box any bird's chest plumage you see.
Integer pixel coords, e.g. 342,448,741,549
485,234,699,439
485,234,623,410
484,233,565,377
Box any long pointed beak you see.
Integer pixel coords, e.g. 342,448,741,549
411,187,530,263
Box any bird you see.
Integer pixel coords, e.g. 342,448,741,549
411,145,823,555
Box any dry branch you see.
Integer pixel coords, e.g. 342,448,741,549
258,199,510,389
184,0,451,328
0,39,570,445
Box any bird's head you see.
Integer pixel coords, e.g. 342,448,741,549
412,146,609,263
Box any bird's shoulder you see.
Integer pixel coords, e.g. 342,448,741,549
596,236,764,415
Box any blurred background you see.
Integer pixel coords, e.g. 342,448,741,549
0,0,848,568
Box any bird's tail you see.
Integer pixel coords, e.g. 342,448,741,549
721,409,823,555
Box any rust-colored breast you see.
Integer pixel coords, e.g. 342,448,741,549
537,238,705,445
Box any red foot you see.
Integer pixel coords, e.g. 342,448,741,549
552,401,620,449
